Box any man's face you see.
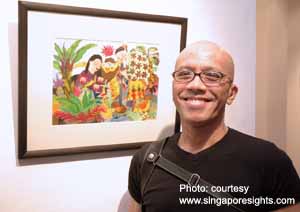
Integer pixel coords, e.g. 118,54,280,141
172,44,237,126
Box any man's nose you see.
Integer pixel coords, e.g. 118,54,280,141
186,74,207,90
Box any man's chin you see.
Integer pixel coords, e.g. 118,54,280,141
183,116,211,127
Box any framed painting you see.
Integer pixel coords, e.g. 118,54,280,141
18,1,187,158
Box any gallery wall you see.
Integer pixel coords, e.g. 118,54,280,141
0,0,256,211
256,0,288,150
256,0,300,175
287,0,300,175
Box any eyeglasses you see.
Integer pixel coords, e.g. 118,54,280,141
172,68,232,86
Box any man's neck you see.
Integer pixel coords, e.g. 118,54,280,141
178,120,228,154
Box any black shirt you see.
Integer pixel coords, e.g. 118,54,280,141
128,128,300,212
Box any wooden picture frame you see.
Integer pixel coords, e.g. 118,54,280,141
18,1,187,158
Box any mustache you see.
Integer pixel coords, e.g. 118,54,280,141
180,89,208,97
180,93,214,101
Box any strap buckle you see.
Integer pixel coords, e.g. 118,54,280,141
188,173,200,186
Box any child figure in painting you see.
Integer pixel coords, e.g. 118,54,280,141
115,45,129,109
101,57,127,114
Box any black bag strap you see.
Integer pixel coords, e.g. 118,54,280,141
140,138,167,202
141,137,246,212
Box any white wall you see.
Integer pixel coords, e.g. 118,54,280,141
0,0,256,211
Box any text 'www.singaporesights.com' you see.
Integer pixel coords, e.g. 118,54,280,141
179,184,295,207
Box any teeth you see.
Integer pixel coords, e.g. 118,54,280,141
182,97,211,102
187,99,205,102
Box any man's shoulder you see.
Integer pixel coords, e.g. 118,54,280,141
131,142,152,165
229,128,287,161
131,133,179,164
230,128,277,148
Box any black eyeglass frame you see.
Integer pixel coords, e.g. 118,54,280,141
172,69,233,86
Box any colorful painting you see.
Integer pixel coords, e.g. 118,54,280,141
52,39,160,125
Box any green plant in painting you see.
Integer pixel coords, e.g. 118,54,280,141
55,90,98,115
53,40,96,98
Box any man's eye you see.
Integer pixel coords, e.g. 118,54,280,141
203,71,223,81
177,70,193,77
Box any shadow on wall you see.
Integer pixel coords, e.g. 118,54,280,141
8,22,19,163
117,190,131,212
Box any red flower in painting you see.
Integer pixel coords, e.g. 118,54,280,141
102,45,114,56
73,86,81,97
54,111,75,123
79,76,87,85
90,105,106,114
93,84,102,93
97,76,104,84
54,106,106,124
88,105,106,122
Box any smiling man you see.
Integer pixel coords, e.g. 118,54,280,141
128,41,300,212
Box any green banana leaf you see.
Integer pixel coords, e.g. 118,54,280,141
67,40,82,61
73,43,97,63
54,43,63,58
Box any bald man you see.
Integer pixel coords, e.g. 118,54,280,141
128,41,300,212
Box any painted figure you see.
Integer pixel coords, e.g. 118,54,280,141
73,54,105,97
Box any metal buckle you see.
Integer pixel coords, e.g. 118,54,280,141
188,173,200,186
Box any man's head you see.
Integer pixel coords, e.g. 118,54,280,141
172,41,238,127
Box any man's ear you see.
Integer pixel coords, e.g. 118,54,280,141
226,84,238,105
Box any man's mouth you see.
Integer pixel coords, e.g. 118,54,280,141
183,97,211,102
181,97,213,107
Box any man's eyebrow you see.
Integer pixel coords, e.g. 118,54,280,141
174,65,192,71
